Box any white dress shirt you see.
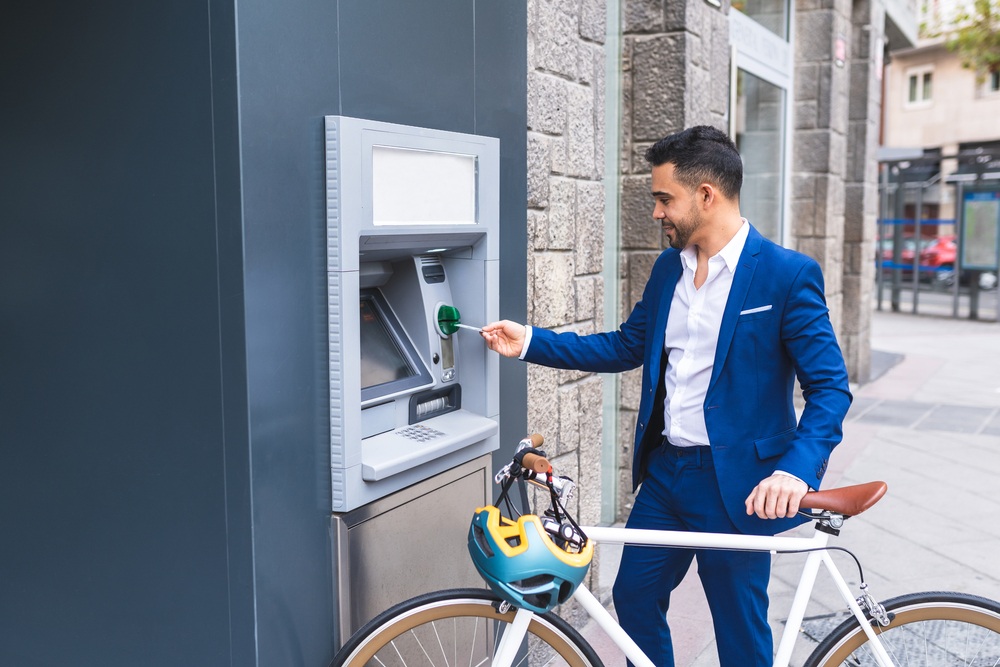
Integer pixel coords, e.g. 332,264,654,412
662,221,749,446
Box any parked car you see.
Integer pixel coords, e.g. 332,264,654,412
878,235,935,279
879,234,995,289
919,235,956,274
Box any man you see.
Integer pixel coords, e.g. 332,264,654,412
481,125,852,666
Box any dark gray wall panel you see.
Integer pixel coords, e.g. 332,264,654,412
1,3,236,665
337,0,476,132
234,0,341,664
473,0,530,465
209,0,258,664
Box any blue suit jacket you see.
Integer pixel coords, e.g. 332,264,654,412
524,225,852,535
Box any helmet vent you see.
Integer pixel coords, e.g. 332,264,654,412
473,525,494,558
512,575,552,590
522,592,553,610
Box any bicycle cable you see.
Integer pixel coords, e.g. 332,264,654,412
773,545,867,584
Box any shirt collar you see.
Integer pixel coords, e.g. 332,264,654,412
719,219,751,272
680,219,750,272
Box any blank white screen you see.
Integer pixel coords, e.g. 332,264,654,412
372,146,477,225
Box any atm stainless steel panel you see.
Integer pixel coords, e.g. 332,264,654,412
333,454,491,644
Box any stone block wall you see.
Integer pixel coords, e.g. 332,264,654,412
791,0,855,340
616,0,731,515
526,0,608,548
842,0,885,383
791,0,884,384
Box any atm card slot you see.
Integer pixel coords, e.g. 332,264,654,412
360,409,498,481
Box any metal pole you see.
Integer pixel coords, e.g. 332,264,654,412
953,181,963,318
912,184,923,313
877,164,887,311
891,182,904,312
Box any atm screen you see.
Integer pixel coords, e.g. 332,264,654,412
359,290,432,403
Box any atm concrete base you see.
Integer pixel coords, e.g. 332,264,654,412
332,454,492,646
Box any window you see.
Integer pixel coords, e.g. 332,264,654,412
735,70,786,243
986,70,1000,96
906,67,933,106
729,4,792,244
731,0,789,40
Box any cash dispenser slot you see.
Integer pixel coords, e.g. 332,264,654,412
410,385,460,422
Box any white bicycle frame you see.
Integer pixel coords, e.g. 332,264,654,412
495,524,896,667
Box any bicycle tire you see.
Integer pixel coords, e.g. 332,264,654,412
331,587,604,667
804,591,1000,666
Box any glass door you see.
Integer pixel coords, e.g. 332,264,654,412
729,5,793,245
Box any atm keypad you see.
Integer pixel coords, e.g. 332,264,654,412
397,424,445,442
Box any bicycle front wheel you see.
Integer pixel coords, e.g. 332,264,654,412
805,591,1000,666
331,588,603,667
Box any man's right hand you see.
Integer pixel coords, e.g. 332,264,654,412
480,320,526,358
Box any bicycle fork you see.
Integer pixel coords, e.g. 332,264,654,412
489,587,657,667
776,534,895,667
492,605,534,667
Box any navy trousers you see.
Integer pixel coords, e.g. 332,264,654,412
611,442,772,667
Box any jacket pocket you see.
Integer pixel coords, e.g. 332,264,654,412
754,427,796,460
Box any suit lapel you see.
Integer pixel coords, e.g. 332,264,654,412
708,226,762,391
648,253,683,385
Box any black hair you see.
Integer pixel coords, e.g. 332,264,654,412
644,125,743,200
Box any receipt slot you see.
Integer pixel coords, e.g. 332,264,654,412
325,115,500,512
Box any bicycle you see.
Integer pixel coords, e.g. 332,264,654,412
332,435,1000,667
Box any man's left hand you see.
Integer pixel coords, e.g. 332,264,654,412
745,474,809,519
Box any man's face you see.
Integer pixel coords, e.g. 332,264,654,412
650,163,701,250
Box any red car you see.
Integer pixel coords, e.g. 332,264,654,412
879,235,954,281
918,235,957,272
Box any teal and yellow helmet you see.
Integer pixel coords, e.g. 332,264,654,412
468,506,593,614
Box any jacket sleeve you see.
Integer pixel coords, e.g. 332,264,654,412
522,253,670,373
775,259,853,486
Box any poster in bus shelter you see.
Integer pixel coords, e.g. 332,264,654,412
960,190,1000,271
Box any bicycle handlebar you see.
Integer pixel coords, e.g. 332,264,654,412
509,434,887,520
520,451,550,473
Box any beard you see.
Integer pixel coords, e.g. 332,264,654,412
663,205,700,250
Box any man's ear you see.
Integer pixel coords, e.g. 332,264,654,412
698,182,716,208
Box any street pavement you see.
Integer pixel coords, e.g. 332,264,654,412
584,308,1000,666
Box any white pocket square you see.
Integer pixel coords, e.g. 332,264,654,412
740,305,773,315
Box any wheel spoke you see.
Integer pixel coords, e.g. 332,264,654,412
805,593,1000,667
431,618,449,666
408,627,435,666
333,591,599,667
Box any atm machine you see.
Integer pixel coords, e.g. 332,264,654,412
325,117,501,642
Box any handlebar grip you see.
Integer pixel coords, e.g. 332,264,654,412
529,433,544,448
521,452,550,474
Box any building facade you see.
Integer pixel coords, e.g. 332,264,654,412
884,33,1000,222
527,0,916,529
